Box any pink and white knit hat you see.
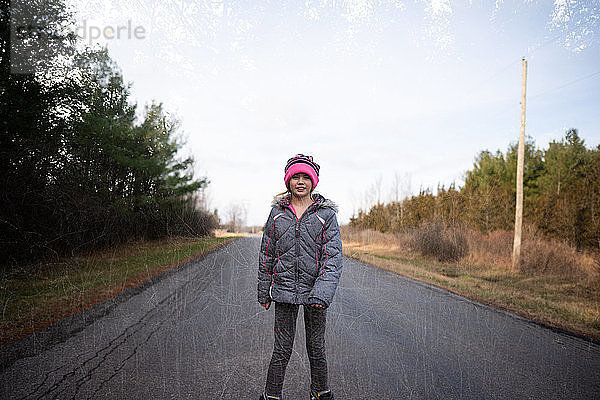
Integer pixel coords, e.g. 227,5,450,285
284,154,320,189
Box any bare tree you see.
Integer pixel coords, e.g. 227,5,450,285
226,202,247,232
374,175,383,205
388,172,412,230
362,174,383,212
194,186,214,211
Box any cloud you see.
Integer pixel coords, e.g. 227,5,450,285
550,0,600,52
422,0,454,51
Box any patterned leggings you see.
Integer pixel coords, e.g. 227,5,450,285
264,302,329,397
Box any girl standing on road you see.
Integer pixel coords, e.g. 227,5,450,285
257,154,343,400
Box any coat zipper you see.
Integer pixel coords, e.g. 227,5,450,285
295,218,299,302
285,201,317,303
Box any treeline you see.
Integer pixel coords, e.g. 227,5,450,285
350,129,600,251
0,1,217,266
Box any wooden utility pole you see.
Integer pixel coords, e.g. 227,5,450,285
512,57,527,270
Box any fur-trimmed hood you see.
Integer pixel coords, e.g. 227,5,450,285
271,192,339,213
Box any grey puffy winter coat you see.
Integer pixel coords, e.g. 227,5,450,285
257,192,343,307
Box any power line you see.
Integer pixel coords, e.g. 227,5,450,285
525,31,564,58
473,58,522,89
529,70,600,99
472,32,563,90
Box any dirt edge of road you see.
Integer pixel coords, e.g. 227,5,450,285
0,237,240,372
344,250,600,346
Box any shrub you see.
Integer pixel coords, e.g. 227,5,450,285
520,225,599,281
412,221,468,262
465,228,513,269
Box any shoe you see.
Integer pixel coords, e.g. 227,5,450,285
310,389,334,400
259,391,282,400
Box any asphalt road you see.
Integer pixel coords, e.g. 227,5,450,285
1,236,599,399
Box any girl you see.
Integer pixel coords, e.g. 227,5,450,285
258,154,343,400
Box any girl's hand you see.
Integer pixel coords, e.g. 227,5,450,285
261,302,271,310
311,303,326,309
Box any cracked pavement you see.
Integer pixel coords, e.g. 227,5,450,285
1,237,599,399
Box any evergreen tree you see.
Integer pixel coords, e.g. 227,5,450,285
1,2,215,266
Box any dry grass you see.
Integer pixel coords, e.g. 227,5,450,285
464,224,599,283
465,228,513,270
341,224,600,340
520,225,599,282
0,235,235,346
214,229,249,237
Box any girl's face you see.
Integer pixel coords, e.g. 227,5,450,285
289,173,313,199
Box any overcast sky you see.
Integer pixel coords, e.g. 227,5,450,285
66,0,600,226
